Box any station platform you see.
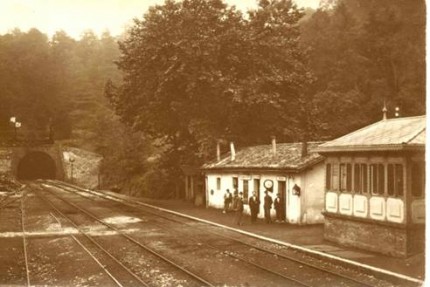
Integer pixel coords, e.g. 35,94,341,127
102,193,424,282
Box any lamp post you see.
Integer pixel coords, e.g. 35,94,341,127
69,155,75,184
10,117,21,141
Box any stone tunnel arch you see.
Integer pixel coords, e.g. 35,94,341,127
17,151,56,180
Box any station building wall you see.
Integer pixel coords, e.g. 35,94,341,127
205,162,325,224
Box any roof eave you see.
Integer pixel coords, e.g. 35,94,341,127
201,157,325,174
316,144,425,154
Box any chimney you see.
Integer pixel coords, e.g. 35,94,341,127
301,141,308,158
271,136,276,156
216,140,221,162
230,142,236,161
382,101,387,120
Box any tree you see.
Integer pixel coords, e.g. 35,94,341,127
0,29,70,140
300,0,425,139
107,0,311,194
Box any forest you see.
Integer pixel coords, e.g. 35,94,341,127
0,0,425,197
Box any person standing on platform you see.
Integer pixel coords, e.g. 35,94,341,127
223,189,232,213
274,193,283,222
264,190,273,224
249,191,260,223
234,192,244,226
231,189,239,211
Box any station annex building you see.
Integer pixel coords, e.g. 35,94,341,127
201,139,326,225
317,115,425,257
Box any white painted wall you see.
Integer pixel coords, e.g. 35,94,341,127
205,165,325,224
299,162,325,224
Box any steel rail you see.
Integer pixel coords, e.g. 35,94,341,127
105,202,314,287
128,201,376,287
92,194,368,287
47,182,373,287
34,189,134,287
36,189,150,286
50,181,380,287
40,185,215,287
1,194,23,209
19,191,31,287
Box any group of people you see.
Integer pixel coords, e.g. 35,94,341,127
223,189,285,226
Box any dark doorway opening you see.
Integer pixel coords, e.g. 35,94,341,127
277,180,286,221
17,152,56,180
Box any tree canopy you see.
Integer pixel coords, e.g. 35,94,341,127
107,0,312,190
300,0,425,138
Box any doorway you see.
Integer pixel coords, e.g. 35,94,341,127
277,180,286,220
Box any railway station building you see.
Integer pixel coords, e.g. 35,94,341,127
201,139,326,224
317,115,425,257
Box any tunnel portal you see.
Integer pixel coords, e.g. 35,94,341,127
17,151,56,180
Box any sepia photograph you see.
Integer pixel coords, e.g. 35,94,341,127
0,0,425,286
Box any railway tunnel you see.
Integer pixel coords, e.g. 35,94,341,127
17,151,56,180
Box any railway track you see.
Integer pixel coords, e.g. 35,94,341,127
19,190,31,287
33,187,149,287
36,185,215,287
39,183,320,286
41,181,405,287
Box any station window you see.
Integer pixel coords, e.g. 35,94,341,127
346,164,352,191
332,164,339,191
340,164,346,191
411,162,425,198
369,164,385,195
243,180,249,202
339,163,352,192
354,164,368,194
387,164,404,197
362,164,368,193
216,177,221,190
354,164,360,193
232,177,238,191
326,164,331,190
396,164,404,196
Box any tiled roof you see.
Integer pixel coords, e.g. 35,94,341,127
202,142,324,172
317,115,426,153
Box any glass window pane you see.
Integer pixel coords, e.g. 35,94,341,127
346,164,352,191
370,164,377,194
243,180,249,200
362,164,368,193
387,164,394,196
378,164,385,195
233,177,238,190
411,162,425,197
340,164,347,191
326,164,331,190
354,164,361,193
332,164,339,191
396,164,403,196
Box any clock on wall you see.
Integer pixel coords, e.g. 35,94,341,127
263,179,273,190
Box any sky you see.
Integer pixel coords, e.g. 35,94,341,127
0,0,320,39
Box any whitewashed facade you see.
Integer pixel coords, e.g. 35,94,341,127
202,142,325,224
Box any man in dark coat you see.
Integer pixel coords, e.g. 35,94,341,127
274,193,283,222
263,190,273,224
234,192,244,226
248,191,260,223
